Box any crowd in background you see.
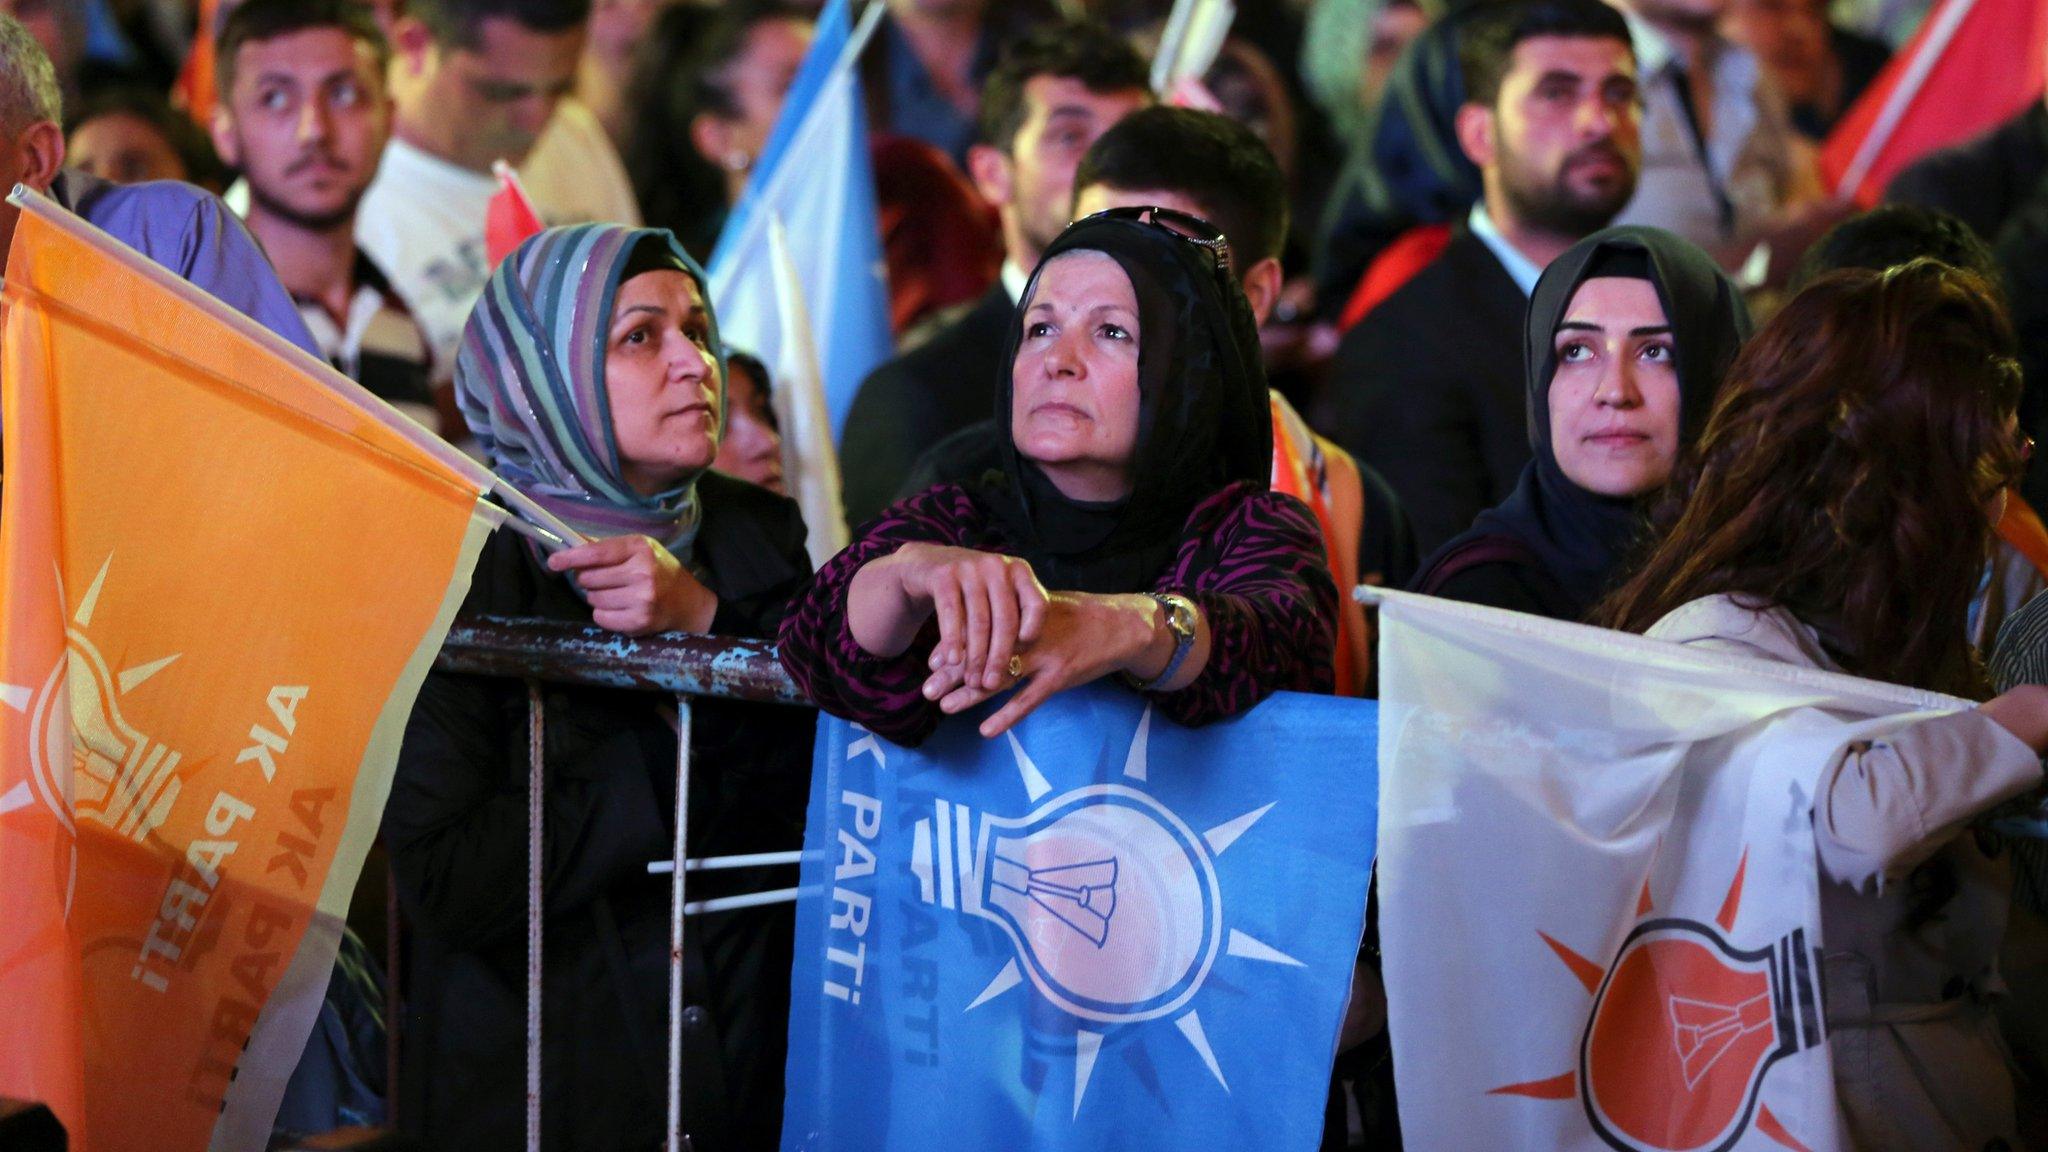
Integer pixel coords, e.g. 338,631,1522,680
7,0,2048,1148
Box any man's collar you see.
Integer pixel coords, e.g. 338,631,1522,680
1001,259,1029,304
1624,11,1680,76
1467,203,1544,297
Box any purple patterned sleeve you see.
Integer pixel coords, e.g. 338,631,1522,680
777,485,988,746
1149,485,1338,726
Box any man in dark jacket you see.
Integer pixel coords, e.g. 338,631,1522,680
837,21,1149,525
1320,0,1641,556
1888,98,2048,507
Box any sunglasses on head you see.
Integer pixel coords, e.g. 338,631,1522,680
1075,205,1233,273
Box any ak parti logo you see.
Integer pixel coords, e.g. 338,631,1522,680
1490,850,1828,1152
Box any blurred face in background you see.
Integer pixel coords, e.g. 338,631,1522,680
1465,35,1641,237
971,76,1151,267
395,15,583,170
689,16,813,190
713,359,786,494
69,111,187,184
1723,0,1831,105
214,27,390,229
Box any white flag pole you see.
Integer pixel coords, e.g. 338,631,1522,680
766,212,851,567
1835,0,1978,196
8,186,582,549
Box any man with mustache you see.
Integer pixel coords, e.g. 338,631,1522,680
1323,0,1642,557
212,0,438,432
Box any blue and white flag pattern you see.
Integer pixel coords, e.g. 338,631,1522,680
708,0,892,441
782,685,1378,1151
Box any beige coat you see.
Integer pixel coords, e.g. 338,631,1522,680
1649,596,2044,1151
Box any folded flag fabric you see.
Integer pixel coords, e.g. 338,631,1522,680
0,195,500,1151
1372,589,1972,1152
782,684,1378,1151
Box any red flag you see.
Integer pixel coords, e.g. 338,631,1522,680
485,161,546,269
1820,0,2048,206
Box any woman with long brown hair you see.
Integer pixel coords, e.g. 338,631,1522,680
1596,259,2048,1150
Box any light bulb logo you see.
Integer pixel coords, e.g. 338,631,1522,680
1489,849,1826,1152
3,555,186,916
903,715,1299,1117
917,785,1222,1023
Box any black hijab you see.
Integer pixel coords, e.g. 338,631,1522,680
975,213,1272,594
1448,226,1750,618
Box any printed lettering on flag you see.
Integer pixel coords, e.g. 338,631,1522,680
782,685,1377,1152
1372,589,1974,1152
0,200,499,1152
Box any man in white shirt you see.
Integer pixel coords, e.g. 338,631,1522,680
356,0,638,379
212,0,439,432
1608,0,1838,269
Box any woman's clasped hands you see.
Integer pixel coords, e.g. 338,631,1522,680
886,543,1173,739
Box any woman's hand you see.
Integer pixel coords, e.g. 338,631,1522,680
849,543,1050,673
546,536,718,636
923,592,1198,739
1981,682,2048,755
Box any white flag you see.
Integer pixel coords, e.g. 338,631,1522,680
1372,590,1967,1152
768,212,850,567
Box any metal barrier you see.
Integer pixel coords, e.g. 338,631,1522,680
430,615,810,1152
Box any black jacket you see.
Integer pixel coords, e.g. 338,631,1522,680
839,284,1012,526
387,473,815,1152
1320,229,1529,556
1887,103,2048,245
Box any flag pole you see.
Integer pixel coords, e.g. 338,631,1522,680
6,186,583,550
1835,0,1979,196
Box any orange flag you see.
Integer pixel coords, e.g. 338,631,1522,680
1820,0,2048,206
172,0,223,127
0,195,502,1150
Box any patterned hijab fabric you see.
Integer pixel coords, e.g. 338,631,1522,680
455,223,725,556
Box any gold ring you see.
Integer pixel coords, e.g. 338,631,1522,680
1007,655,1023,679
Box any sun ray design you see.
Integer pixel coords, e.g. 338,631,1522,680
1755,1104,1814,1152
1202,802,1274,856
74,552,113,628
966,959,1023,1012
1072,1030,1104,1118
1121,707,1152,782
0,683,29,712
1488,1070,1577,1100
1716,849,1748,933
1225,929,1303,967
117,653,181,694
0,781,30,816
1175,1011,1229,1092
1538,931,1605,995
1636,878,1655,917
1004,731,1053,802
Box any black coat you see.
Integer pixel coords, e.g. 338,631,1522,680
387,473,816,1152
1320,230,1529,556
839,284,1012,526
1887,103,2048,245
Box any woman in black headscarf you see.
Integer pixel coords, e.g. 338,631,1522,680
1410,225,1750,620
778,209,1338,747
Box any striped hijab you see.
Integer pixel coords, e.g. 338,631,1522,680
455,223,725,556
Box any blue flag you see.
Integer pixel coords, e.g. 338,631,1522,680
782,686,1378,1151
708,0,892,441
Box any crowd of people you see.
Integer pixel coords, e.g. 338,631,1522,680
6,0,2048,1148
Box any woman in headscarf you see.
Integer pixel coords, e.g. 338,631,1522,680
778,209,1338,747
387,224,814,1151
1411,226,1750,620
1595,259,2048,1150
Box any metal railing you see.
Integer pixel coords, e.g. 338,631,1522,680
430,615,810,1152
